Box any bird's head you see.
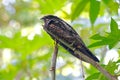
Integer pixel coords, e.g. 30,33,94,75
41,15,61,27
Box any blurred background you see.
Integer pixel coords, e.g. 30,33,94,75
0,0,120,80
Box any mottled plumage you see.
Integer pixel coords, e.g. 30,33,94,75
41,15,99,62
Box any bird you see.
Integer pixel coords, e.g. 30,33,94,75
41,15,99,63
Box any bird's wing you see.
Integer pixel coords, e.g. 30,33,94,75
43,18,99,62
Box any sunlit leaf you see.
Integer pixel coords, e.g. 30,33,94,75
86,73,100,80
89,0,100,25
90,33,105,40
71,0,89,20
37,0,66,14
105,60,118,74
102,0,119,14
110,18,119,35
89,18,120,49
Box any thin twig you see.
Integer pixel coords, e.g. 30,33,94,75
50,41,58,80
15,70,23,80
80,60,85,80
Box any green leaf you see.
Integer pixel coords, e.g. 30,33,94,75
102,0,119,14
0,35,14,48
105,60,118,75
89,18,120,49
37,0,66,14
71,0,89,20
86,73,100,80
110,18,119,34
88,39,108,48
89,0,100,25
90,33,105,40
0,31,53,55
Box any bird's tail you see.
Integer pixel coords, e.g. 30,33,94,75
79,47,99,62
59,42,99,62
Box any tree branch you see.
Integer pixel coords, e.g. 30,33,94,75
74,50,118,80
50,42,58,80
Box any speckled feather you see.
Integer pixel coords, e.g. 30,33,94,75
41,15,99,62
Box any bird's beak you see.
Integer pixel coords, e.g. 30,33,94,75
40,17,45,27
41,18,51,26
40,17,44,20
40,17,45,22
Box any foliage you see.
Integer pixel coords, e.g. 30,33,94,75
89,18,120,49
0,0,120,80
